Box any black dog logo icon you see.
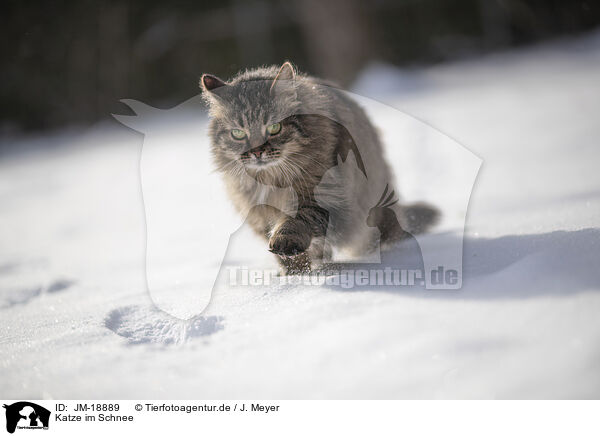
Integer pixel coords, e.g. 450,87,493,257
3,402,50,433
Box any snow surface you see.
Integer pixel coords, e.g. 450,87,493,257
1,32,600,399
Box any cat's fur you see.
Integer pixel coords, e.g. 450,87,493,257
201,62,437,273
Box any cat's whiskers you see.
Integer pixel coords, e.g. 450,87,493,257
293,163,316,189
288,151,329,172
276,160,295,188
211,159,238,175
282,159,308,190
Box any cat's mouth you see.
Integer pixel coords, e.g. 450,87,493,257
239,143,282,168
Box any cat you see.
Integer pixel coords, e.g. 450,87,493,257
201,62,438,274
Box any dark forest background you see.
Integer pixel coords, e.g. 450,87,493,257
1,0,599,133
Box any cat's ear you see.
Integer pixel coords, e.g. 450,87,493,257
270,62,296,93
200,74,227,92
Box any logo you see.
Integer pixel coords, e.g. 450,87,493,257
3,402,50,434
114,75,480,319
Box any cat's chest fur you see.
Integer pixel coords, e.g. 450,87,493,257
227,174,298,219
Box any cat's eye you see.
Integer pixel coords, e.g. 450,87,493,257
231,129,247,140
266,123,282,135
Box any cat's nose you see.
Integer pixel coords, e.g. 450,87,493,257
250,149,263,158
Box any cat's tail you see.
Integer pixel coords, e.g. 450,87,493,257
402,203,440,234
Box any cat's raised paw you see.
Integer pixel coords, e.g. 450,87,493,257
269,232,310,256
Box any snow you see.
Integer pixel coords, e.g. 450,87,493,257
1,32,600,399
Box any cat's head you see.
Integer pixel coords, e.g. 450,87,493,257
201,62,309,180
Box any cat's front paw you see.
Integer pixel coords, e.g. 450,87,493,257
269,229,311,257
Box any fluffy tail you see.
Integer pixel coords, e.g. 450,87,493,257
402,203,440,234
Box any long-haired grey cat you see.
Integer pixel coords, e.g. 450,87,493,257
201,62,438,274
